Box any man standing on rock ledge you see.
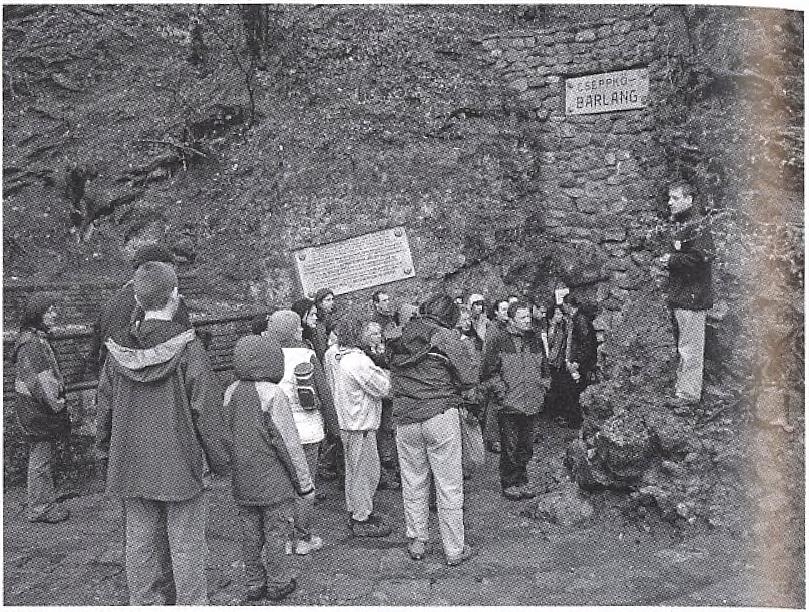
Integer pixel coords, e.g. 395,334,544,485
660,180,715,406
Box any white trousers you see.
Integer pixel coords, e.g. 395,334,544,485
674,308,707,402
340,430,380,522
396,408,464,558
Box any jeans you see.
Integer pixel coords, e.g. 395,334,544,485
497,412,535,489
27,440,57,520
396,408,464,558
124,494,208,605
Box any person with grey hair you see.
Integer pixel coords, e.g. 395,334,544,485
331,317,393,538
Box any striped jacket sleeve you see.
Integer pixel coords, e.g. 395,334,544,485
268,387,315,496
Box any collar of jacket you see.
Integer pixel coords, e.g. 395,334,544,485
105,328,196,371
334,346,363,362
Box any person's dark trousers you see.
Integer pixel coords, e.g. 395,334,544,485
546,367,582,426
497,412,535,489
376,398,399,470
318,434,345,480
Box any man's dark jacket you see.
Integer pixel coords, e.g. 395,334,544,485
667,209,715,311
389,316,476,426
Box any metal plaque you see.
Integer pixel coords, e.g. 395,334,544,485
293,226,416,297
565,68,649,115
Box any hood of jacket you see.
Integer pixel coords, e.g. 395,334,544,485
264,310,303,348
389,316,443,369
104,320,196,383
233,335,284,382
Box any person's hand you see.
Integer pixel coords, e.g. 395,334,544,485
659,253,671,267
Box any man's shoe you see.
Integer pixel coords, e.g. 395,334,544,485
502,486,523,501
265,578,296,601
519,484,536,499
350,514,393,538
446,544,474,567
28,506,70,524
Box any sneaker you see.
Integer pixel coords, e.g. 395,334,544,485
292,535,323,555
408,539,429,560
502,486,523,501
446,544,474,567
518,484,536,499
28,506,70,524
265,578,296,601
350,514,393,538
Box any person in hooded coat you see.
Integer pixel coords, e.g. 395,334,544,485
223,334,319,602
389,293,477,566
12,294,71,523
87,244,191,379
95,262,230,605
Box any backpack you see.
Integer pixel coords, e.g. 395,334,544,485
293,361,319,411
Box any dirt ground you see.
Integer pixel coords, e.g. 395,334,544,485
3,414,798,607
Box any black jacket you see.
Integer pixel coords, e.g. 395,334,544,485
667,210,715,311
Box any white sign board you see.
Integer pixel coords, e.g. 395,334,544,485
565,68,649,115
293,227,416,297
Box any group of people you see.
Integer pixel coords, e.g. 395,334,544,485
10,179,715,605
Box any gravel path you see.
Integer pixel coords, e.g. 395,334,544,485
2,419,793,606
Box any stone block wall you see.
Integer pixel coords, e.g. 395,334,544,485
479,7,675,366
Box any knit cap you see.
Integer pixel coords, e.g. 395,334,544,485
133,261,178,311
233,335,285,383
264,310,302,348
